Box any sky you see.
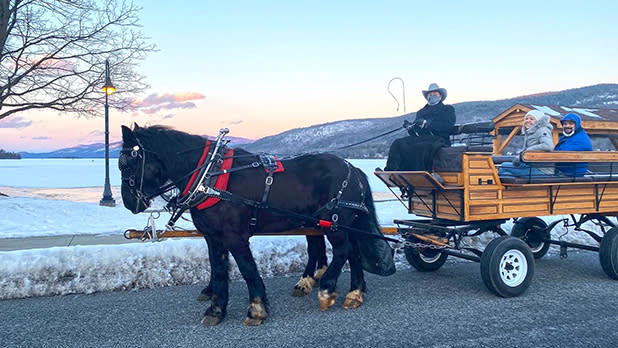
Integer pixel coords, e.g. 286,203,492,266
1,0,618,152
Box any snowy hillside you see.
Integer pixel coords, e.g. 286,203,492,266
244,83,618,157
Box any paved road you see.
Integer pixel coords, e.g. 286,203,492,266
1,251,617,348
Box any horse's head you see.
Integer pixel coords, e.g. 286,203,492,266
119,124,168,214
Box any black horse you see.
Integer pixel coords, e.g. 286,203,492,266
119,124,395,326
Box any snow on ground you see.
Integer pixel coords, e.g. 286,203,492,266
0,159,607,300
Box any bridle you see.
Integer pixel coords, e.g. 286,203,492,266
119,129,231,215
119,136,160,214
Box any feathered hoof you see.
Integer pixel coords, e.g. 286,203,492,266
243,317,264,326
292,276,316,297
318,290,337,311
201,315,222,326
243,298,268,326
201,305,224,326
343,289,364,309
314,265,328,280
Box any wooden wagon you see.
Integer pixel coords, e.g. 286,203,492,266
375,103,618,297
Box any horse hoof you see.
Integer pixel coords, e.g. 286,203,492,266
318,290,337,311
197,293,212,302
314,266,328,280
292,276,315,297
246,297,268,324
200,315,221,326
343,289,364,309
243,317,264,326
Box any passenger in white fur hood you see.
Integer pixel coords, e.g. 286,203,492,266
520,109,554,152
499,110,555,177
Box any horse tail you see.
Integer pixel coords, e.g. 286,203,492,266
351,166,396,276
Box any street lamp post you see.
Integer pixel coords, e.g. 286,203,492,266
100,59,116,207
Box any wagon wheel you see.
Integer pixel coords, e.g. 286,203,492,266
404,235,448,272
480,236,535,297
510,217,550,259
599,227,618,280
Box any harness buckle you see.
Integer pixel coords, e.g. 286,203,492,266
249,217,257,226
265,176,274,186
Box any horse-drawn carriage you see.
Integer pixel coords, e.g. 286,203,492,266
120,103,618,325
376,103,618,297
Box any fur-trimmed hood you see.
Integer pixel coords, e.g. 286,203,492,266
522,110,552,135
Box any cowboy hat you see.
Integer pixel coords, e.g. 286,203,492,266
422,83,447,101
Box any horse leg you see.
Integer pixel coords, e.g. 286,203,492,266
229,242,269,326
200,240,230,326
292,235,328,297
318,232,350,310
314,235,328,279
198,235,215,301
343,240,367,309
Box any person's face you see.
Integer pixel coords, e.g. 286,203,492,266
562,120,576,134
523,115,536,129
427,91,441,99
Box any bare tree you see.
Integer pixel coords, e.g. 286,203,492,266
0,0,156,120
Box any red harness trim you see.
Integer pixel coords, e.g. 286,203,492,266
196,148,235,210
181,140,211,196
270,157,285,173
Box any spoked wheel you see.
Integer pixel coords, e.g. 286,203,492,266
480,236,535,297
599,227,618,279
510,217,550,259
404,236,448,272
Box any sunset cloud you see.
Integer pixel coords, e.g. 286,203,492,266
0,116,32,128
32,136,51,140
221,120,244,125
129,92,205,115
87,130,105,137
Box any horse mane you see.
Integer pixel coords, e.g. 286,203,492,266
134,125,206,150
133,125,254,160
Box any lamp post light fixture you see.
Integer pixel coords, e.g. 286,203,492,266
100,59,116,207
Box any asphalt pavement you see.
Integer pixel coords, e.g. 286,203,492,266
1,251,617,348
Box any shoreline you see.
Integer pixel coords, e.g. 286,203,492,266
0,186,397,204
0,186,123,203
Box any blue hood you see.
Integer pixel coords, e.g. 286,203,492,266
561,113,582,130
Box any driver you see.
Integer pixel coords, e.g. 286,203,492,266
383,83,456,171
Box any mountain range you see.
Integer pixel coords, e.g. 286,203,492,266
242,83,618,158
17,83,618,159
18,135,254,158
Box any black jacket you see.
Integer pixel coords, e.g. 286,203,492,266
410,102,456,145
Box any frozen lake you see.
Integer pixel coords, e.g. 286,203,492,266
0,158,391,192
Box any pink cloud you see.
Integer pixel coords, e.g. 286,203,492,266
0,116,32,128
130,92,205,110
87,130,105,137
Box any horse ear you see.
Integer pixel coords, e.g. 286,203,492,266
121,125,137,146
133,122,140,130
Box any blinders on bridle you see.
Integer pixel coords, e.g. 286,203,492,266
119,139,160,213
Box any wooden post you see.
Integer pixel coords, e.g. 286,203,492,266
496,126,521,155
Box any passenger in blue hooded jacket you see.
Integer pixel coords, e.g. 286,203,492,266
553,113,592,176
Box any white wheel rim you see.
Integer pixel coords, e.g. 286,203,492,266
499,249,528,287
529,241,545,253
419,251,442,263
